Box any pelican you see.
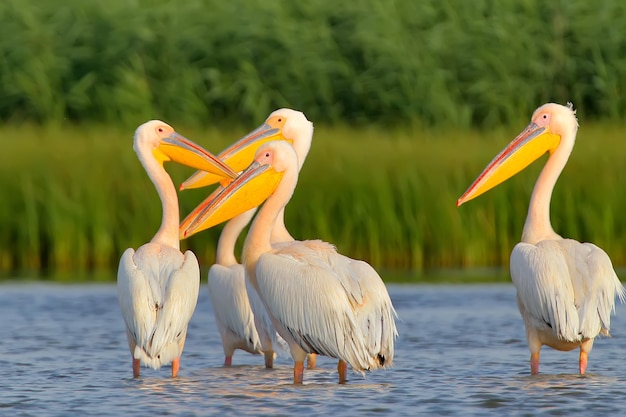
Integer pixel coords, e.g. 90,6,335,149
457,103,625,375
182,140,397,384
182,109,316,368
209,207,292,369
117,120,237,378
208,208,263,366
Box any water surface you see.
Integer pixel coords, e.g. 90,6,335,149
2,283,625,416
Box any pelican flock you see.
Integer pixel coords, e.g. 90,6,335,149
116,102,623,382
458,103,625,374
117,120,237,377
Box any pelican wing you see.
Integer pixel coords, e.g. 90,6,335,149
148,250,200,361
345,258,398,367
255,250,373,371
245,276,288,353
208,263,262,353
279,240,365,306
560,240,625,336
117,247,158,351
582,243,626,331
511,240,580,341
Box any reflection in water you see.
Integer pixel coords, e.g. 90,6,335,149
1,283,625,416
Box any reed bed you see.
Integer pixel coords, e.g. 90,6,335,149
0,0,625,128
2,0,626,280
1,121,626,280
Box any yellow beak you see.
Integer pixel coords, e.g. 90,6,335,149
158,132,238,179
180,115,289,190
180,160,284,239
457,123,560,206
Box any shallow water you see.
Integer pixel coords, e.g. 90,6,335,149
2,283,625,416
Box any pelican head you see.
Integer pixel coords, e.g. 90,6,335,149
457,103,578,206
179,108,312,190
180,141,297,239
134,120,238,178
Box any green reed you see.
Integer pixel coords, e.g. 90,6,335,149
1,0,625,128
2,121,626,280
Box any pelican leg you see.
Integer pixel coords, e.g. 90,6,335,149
530,352,540,375
171,357,180,378
264,350,274,368
293,361,305,384
306,353,317,369
133,358,141,378
337,360,348,384
579,339,593,375
579,350,588,375
224,356,233,366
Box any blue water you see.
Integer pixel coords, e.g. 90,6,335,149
1,283,625,416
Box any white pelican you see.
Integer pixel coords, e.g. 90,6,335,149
208,208,263,366
117,120,238,378
457,103,625,375
182,109,316,368
182,140,397,384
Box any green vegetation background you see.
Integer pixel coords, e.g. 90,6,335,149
1,0,625,281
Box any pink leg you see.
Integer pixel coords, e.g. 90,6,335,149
171,357,180,378
133,358,141,378
337,360,348,384
307,353,317,369
530,352,540,375
579,350,588,375
264,350,274,368
224,356,233,366
293,361,305,384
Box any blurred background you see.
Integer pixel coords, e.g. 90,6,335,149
1,0,625,281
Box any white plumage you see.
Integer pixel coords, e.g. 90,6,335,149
208,209,263,365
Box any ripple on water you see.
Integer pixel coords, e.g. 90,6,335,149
2,283,626,416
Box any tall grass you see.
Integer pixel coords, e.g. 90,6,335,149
2,121,626,280
0,0,625,127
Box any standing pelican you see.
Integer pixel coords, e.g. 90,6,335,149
117,120,238,378
457,103,625,375
208,208,263,366
182,141,397,384
182,109,315,368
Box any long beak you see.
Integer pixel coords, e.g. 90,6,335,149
180,161,284,239
457,123,560,206
180,116,289,190
159,132,238,179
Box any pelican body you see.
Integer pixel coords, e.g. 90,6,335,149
182,141,397,384
458,103,625,375
208,208,264,366
117,120,237,378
